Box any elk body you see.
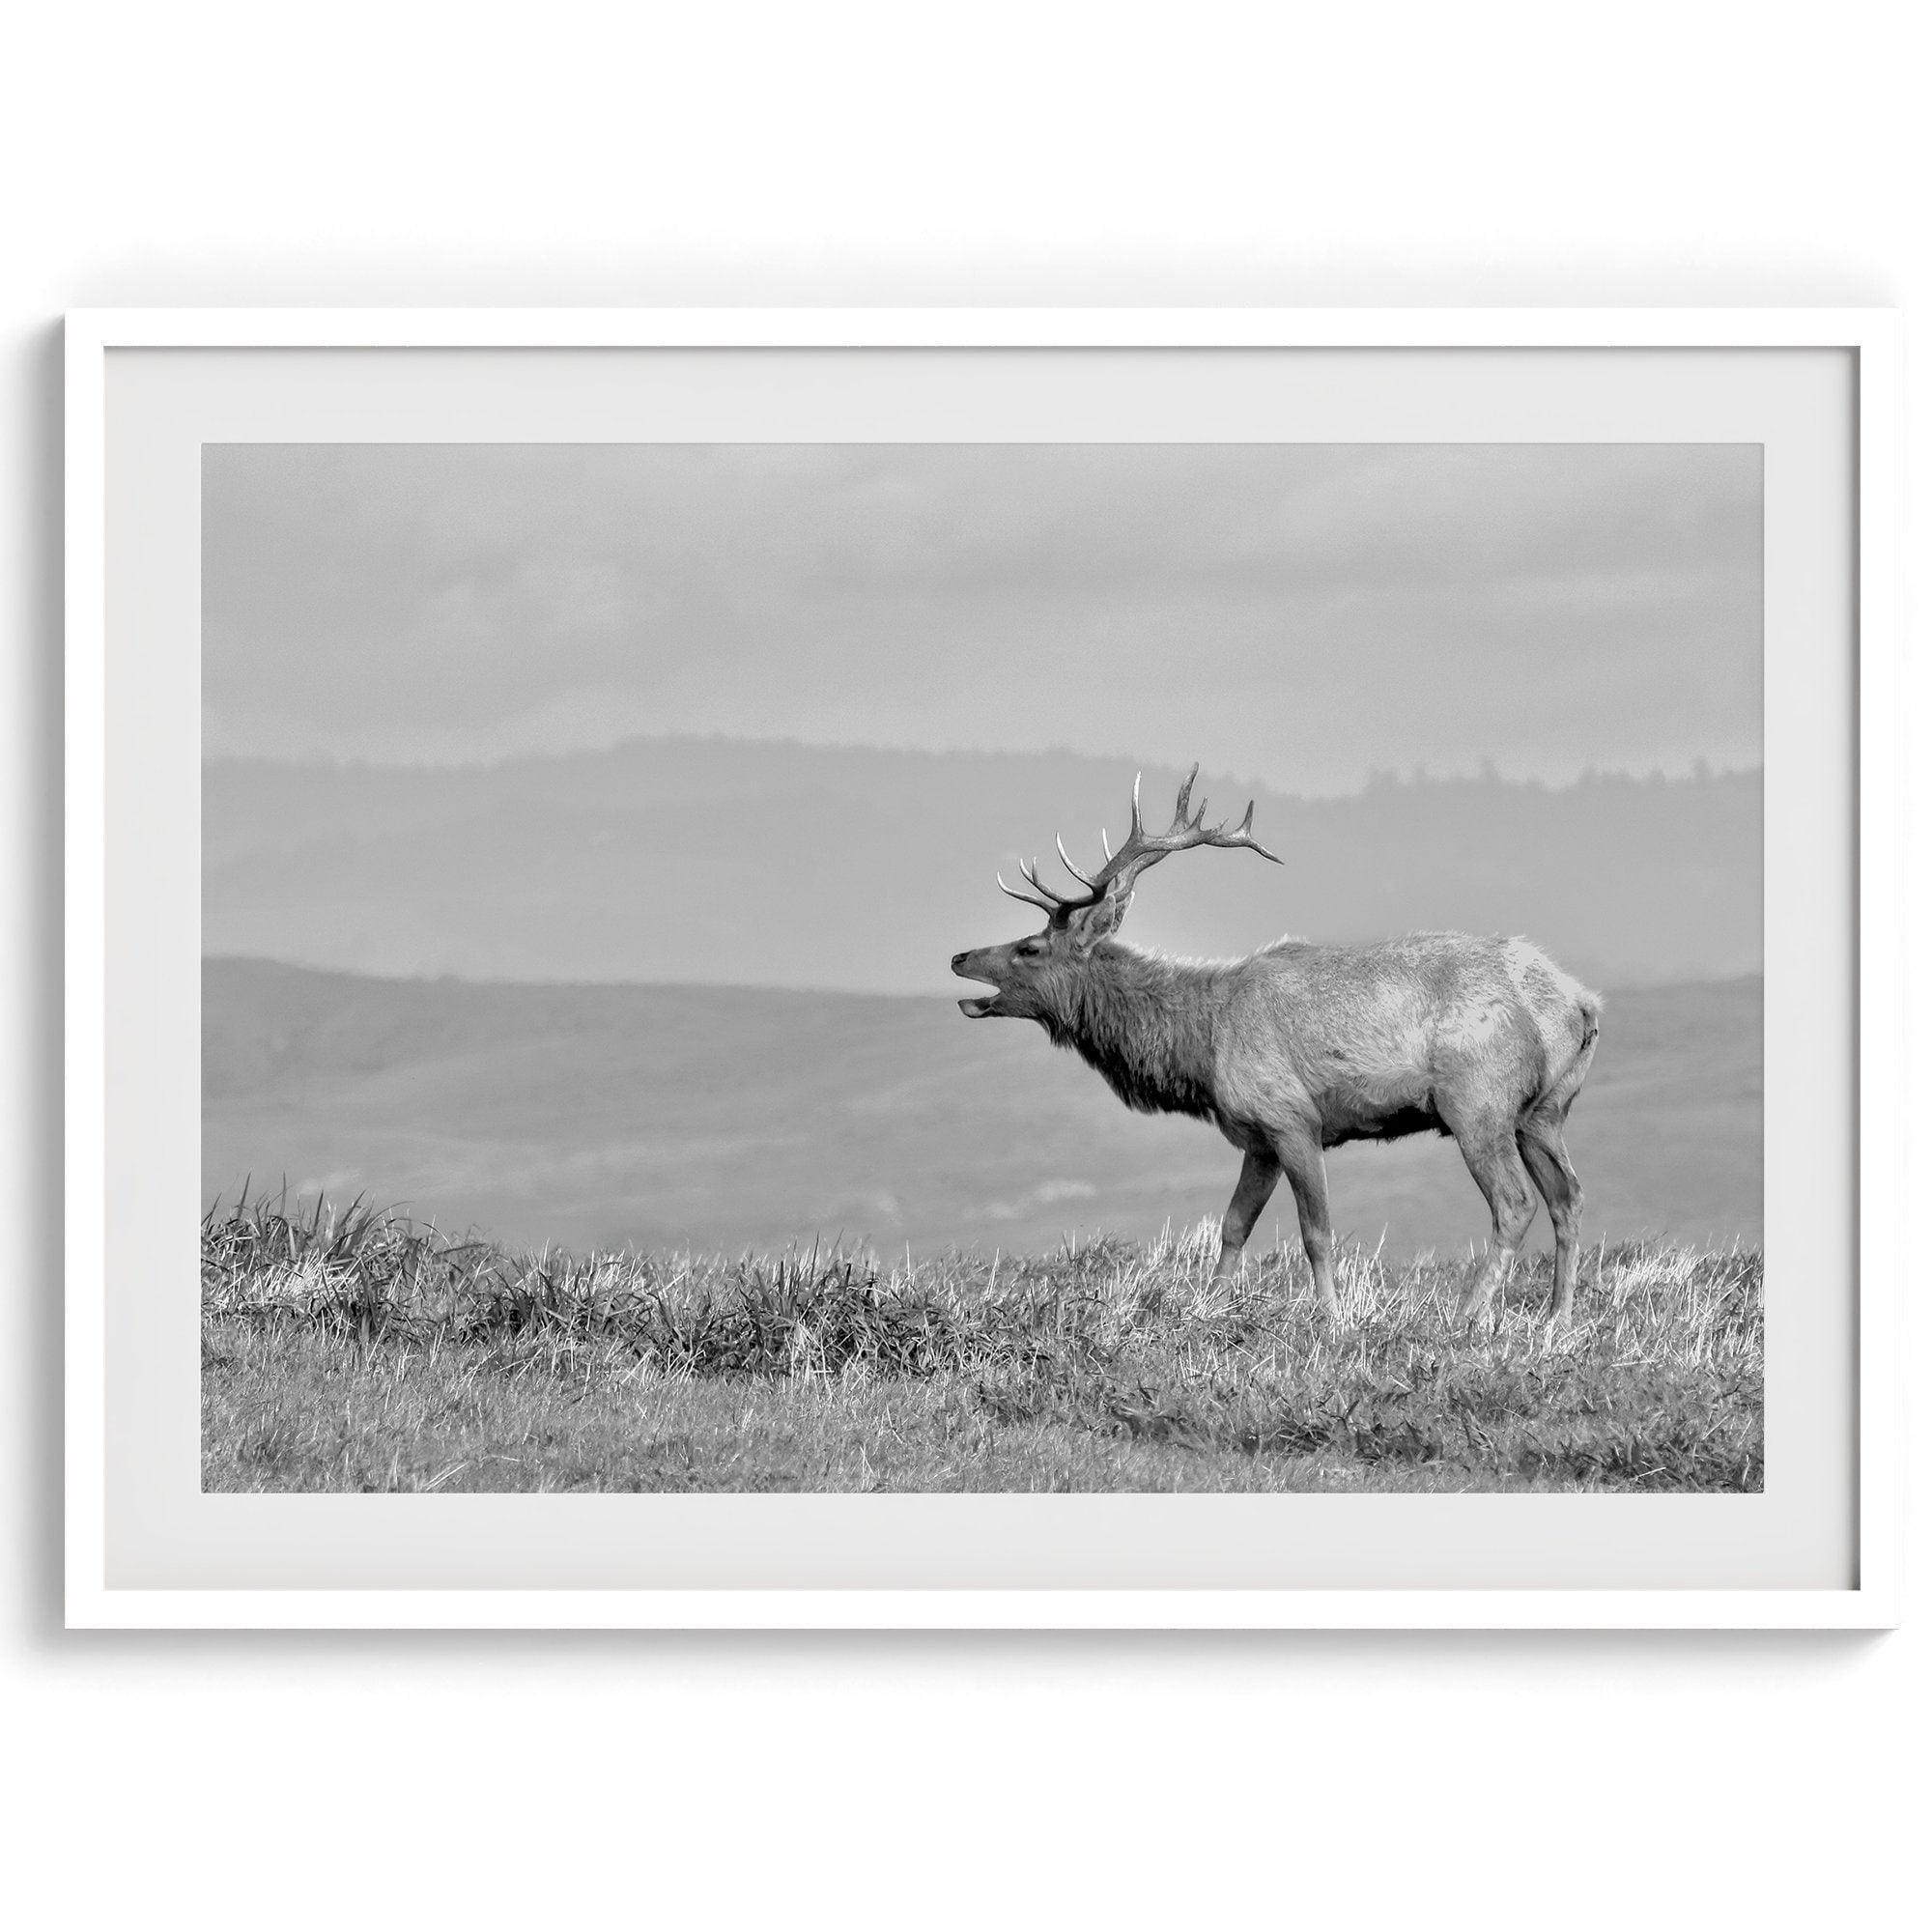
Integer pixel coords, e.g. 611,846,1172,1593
951,769,1602,1323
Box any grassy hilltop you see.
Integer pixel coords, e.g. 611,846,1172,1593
203,1196,1763,1494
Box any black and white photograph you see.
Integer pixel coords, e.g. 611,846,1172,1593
21,5,1929,1922
201,438,1764,1494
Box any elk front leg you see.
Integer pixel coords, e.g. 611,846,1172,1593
1213,1149,1280,1280
1272,1133,1340,1321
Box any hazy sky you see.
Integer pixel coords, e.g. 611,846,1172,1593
204,441,1761,793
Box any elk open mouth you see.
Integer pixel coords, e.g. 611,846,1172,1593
952,960,1003,1017
952,952,1004,1017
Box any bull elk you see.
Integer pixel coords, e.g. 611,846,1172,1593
951,767,1601,1323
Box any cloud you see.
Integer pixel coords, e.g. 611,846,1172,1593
203,441,1760,790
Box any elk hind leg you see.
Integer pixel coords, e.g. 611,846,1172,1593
1518,1111,1584,1323
1213,1149,1280,1281
1453,1123,1539,1326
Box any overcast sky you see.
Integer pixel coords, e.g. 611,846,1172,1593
203,441,1761,793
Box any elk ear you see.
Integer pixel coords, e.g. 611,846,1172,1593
1065,891,1130,954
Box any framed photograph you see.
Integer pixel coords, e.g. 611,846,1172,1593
66,308,1901,1629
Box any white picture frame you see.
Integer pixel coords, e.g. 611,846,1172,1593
66,307,1904,1630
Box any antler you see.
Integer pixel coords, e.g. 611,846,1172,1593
997,763,1281,917
994,854,1088,916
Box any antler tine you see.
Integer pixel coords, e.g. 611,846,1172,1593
996,870,1063,915
1054,834,1097,890
1020,856,1081,905
1171,762,1199,832
1202,795,1284,865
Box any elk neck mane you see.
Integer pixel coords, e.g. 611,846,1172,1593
1035,940,1235,1120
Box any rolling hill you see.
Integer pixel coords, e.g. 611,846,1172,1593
204,958,1762,1261
205,740,1761,994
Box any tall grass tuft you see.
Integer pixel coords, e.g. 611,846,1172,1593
203,1192,1763,1493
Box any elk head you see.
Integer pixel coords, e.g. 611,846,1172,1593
951,764,1281,1018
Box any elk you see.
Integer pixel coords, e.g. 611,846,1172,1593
951,767,1601,1324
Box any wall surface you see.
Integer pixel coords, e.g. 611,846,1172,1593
5,4,1924,1927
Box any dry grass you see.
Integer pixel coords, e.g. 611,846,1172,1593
202,1193,1763,1493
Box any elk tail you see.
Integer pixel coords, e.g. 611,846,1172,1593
1574,983,1604,1049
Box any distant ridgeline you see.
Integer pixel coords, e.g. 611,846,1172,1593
204,739,1761,992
